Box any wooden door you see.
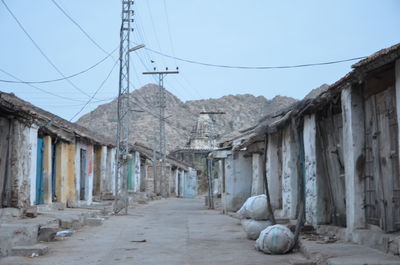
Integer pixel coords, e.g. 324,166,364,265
364,86,400,232
80,149,87,200
140,158,146,192
177,172,182,197
0,117,11,207
316,106,346,227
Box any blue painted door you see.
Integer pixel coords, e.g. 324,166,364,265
36,137,44,204
51,144,57,201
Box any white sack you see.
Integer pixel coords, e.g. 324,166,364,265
236,194,269,220
255,224,294,254
241,219,272,240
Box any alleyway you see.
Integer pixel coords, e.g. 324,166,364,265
1,198,304,265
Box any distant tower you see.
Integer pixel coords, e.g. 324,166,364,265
187,113,215,150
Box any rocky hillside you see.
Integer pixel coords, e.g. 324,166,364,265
76,84,296,152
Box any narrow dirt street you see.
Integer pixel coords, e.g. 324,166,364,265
1,198,304,265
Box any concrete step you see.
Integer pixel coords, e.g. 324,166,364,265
10,244,48,257
0,223,39,256
289,257,316,265
300,239,400,265
86,217,104,226
59,216,83,230
0,208,22,220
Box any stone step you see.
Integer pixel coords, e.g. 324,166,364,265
59,217,83,230
11,244,48,257
0,208,22,220
300,239,400,265
289,257,316,265
0,223,39,256
86,217,104,226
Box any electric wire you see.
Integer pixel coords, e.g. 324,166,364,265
134,8,192,99
29,99,115,108
162,0,176,63
145,0,167,66
69,58,119,121
50,0,110,55
144,46,368,70
0,47,118,84
1,0,97,98
51,0,159,115
3,0,188,140
50,0,145,102
0,68,88,102
160,0,202,99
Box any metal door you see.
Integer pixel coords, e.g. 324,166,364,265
364,86,400,232
36,137,44,204
80,149,87,200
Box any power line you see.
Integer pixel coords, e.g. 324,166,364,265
0,47,118,84
50,0,110,55
145,0,167,66
143,46,367,70
1,0,95,98
132,9,193,100
29,100,115,108
0,68,87,102
135,5,203,99
162,0,176,62
50,0,188,109
161,0,197,99
50,0,159,117
69,58,119,121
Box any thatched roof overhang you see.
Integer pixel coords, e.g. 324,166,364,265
218,42,400,151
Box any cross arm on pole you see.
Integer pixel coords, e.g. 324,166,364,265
142,71,179,75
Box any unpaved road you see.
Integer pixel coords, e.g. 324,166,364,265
1,198,304,265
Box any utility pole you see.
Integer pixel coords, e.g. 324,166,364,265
143,70,178,197
201,111,225,209
114,0,144,214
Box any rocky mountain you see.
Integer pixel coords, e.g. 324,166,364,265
76,84,297,152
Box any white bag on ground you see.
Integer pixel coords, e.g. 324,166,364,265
236,195,269,220
241,219,272,240
255,224,294,254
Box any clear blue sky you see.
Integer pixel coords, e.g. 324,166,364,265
0,0,399,121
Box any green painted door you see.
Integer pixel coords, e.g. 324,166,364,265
127,158,133,190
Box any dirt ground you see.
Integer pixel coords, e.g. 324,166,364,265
0,198,304,265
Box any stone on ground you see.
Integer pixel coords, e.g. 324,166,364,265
86,217,104,226
10,244,48,257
